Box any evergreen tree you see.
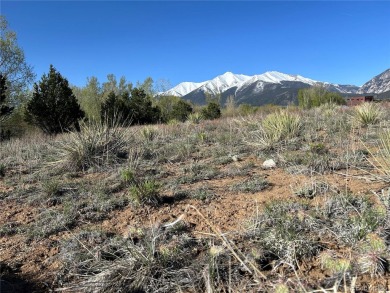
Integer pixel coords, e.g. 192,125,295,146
25,65,85,134
0,74,13,140
0,74,13,121
101,88,160,126
201,101,221,120
128,88,161,125
170,99,193,122
100,91,132,126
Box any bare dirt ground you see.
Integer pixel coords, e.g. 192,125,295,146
2,109,390,292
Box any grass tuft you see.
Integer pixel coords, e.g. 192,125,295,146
50,121,129,171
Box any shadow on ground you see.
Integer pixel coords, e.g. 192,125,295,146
1,263,41,293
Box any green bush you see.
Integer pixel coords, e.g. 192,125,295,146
128,88,161,125
170,99,193,122
0,74,13,122
201,102,221,120
298,85,346,109
25,65,85,134
101,88,161,126
100,91,130,126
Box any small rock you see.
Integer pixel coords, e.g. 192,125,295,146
231,155,240,162
262,159,276,169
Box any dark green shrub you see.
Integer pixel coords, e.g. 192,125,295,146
201,102,221,120
100,91,132,126
25,65,85,134
128,88,161,125
0,74,13,121
170,99,193,122
101,88,160,126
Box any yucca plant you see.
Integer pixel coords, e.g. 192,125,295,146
378,129,390,173
353,102,383,127
141,126,158,142
50,121,129,171
367,129,390,179
187,112,203,124
248,110,302,149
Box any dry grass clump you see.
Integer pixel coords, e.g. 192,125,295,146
57,227,204,292
50,121,130,171
230,176,269,193
247,201,320,267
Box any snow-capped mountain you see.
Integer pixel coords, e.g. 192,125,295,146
159,71,359,106
163,81,207,97
197,72,252,95
357,68,390,94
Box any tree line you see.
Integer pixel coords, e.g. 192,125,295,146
0,14,346,138
1,63,222,136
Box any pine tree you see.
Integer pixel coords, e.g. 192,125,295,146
25,65,84,134
170,99,193,122
0,74,13,121
201,101,221,120
100,91,132,126
100,88,160,126
128,88,160,125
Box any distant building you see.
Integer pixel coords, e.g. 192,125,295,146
346,96,374,106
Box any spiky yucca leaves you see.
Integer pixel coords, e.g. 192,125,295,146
366,129,390,180
141,126,158,142
292,180,329,199
187,112,203,124
245,110,302,150
353,102,383,127
261,110,302,142
50,121,129,171
230,176,269,193
129,179,161,206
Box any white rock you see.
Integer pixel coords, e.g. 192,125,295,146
231,155,240,162
262,159,276,169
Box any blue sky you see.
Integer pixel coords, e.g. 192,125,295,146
2,1,390,88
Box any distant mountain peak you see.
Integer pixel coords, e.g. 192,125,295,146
159,70,362,106
357,68,390,94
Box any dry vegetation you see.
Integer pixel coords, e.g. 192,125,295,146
2,103,390,292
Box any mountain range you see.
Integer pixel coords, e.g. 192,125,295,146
160,69,390,106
